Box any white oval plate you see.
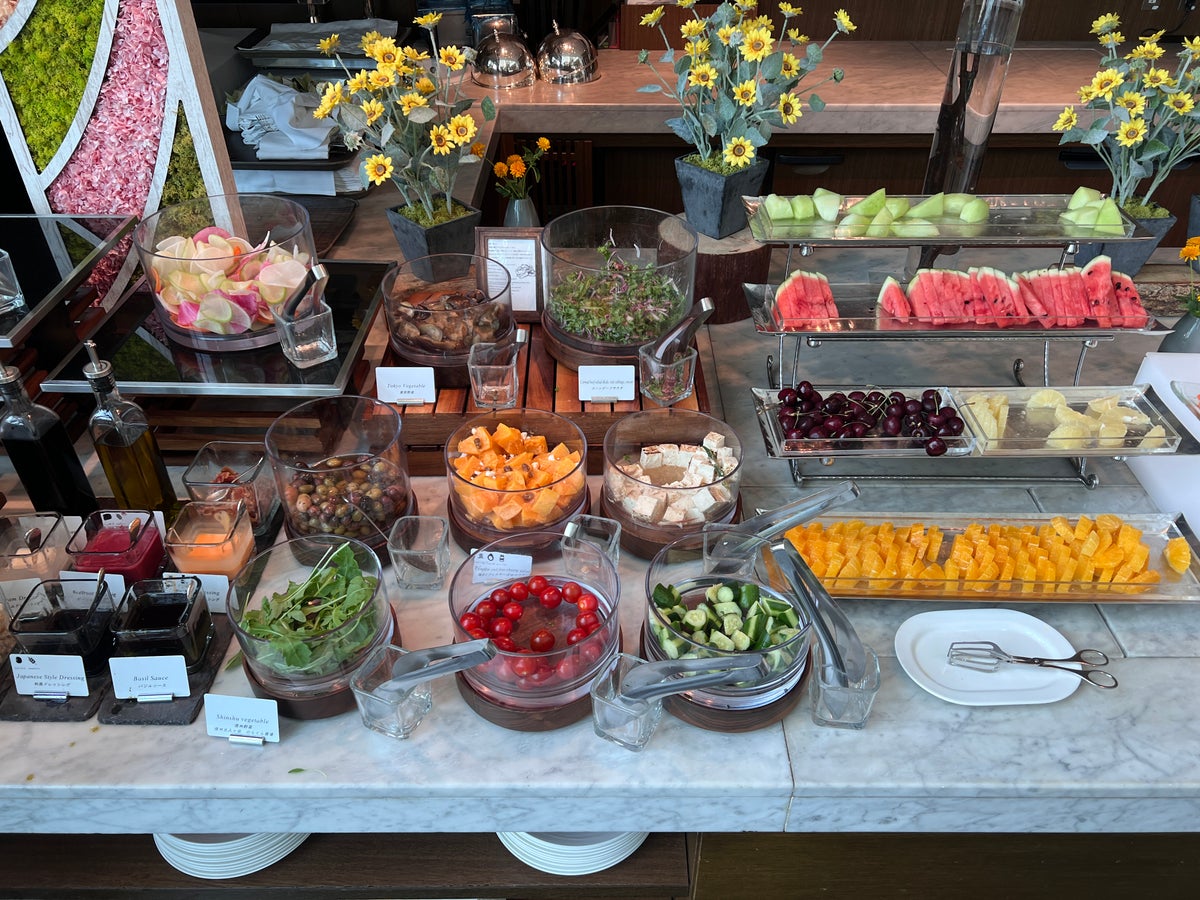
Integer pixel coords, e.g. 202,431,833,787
894,608,1081,706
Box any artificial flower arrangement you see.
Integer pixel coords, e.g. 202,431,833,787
637,1,856,172
1179,236,1200,317
491,136,551,200
315,14,496,225
1053,12,1200,217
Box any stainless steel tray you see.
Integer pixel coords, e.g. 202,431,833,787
954,384,1183,457
753,386,978,459
743,193,1152,247
744,282,1171,339
785,512,1199,603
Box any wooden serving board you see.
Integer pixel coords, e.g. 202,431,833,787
392,324,711,476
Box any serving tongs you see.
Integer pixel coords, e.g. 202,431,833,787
947,640,1117,689
615,653,769,704
281,263,330,321
373,638,496,696
649,297,714,363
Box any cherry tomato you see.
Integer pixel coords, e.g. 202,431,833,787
527,574,549,594
557,655,583,680
576,611,600,631
508,581,530,601
566,627,588,645
489,617,514,638
528,665,557,684
492,635,517,652
561,581,582,603
585,621,603,635
467,627,489,640
459,612,483,632
490,588,513,606
510,656,538,678
539,586,563,609
576,592,599,613
475,599,498,620
580,642,603,664
502,601,524,621
530,628,556,652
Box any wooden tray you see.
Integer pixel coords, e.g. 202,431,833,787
392,324,711,476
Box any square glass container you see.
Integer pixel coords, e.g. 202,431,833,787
183,441,280,544
112,576,213,671
67,510,165,585
0,512,70,614
166,501,256,578
9,578,116,676
350,643,434,739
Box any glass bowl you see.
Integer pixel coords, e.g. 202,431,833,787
445,409,588,552
112,576,213,672
601,409,743,558
165,500,257,579
227,535,394,717
265,395,415,556
66,510,166,586
642,530,812,730
382,253,514,384
182,440,282,549
0,512,71,618
540,206,697,367
10,578,117,677
132,193,315,351
448,531,621,730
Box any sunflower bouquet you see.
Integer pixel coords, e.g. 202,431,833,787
1053,12,1200,215
637,1,856,173
491,137,551,200
315,13,495,225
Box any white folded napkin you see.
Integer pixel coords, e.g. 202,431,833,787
251,18,398,53
227,75,336,160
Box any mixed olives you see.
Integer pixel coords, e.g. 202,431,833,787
776,383,966,457
281,453,409,542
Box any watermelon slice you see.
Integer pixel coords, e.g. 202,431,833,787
774,270,807,324
1080,256,1118,327
1015,272,1055,328
975,266,1020,327
967,267,1000,325
876,276,912,320
813,272,840,318
1001,272,1032,325
906,270,938,322
1062,268,1091,326
936,269,974,325
1111,270,1149,328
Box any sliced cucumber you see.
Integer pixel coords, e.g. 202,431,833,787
653,579,805,657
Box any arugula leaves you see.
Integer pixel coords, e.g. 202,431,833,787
239,542,382,677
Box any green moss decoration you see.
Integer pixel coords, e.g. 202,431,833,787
159,106,207,209
56,224,95,266
0,0,106,172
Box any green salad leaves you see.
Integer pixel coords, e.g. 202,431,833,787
239,542,381,677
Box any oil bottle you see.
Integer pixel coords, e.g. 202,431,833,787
0,365,98,515
82,341,180,519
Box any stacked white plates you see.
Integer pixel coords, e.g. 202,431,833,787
496,830,648,875
153,831,311,879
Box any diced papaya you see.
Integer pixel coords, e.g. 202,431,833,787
492,498,524,523
524,434,549,454
492,422,525,455
458,427,495,455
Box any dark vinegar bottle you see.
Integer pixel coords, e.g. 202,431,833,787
0,365,99,515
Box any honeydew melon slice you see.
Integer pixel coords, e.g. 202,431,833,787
943,192,975,215
905,193,945,219
884,197,911,218
844,188,887,218
763,193,794,220
959,197,991,223
890,217,940,238
865,206,894,236
833,212,871,237
1068,186,1104,209
789,194,817,220
1092,197,1125,235
813,189,843,222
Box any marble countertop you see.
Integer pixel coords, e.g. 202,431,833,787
3,266,1200,835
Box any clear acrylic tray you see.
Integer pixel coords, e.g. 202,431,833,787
785,512,1199,603
742,193,1152,247
954,384,1182,457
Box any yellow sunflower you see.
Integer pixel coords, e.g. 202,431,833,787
779,2,802,15
368,38,399,66
415,76,436,95
1089,68,1124,101
403,47,430,62
640,5,665,27
1126,42,1164,61
684,38,711,58
778,93,802,124
1115,118,1148,147
1184,36,1200,54
448,114,477,144
834,9,856,33
1099,31,1124,49
1115,91,1146,116
717,26,737,45
369,69,397,90
1168,92,1195,115
347,70,370,94
429,125,454,155
1090,13,1120,34
688,63,718,88
361,99,384,124
318,34,340,56
740,27,773,62
724,136,756,168
788,29,810,44
1052,107,1077,132
364,154,394,186
359,30,381,51
415,12,442,28
681,20,707,39
733,79,758,106
440,46,467,71
780,53,799,78
1144,67,1176,88
400,92,427,115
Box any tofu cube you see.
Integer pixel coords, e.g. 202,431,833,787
702,431,725,450
639,447,664,470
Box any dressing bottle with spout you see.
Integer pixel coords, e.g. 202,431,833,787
82,340,180,519
0,365,98,515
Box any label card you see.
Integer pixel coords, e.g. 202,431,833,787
483,236,539,312
10,653,89,697
109,656,190,700
164,571,230,614
57,571,124,603
472,550,533,584
204,694,280,743
376,367,437,405
577,365,636,402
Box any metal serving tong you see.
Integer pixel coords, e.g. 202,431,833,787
947,640,1117,689
282,263,330,320
616,653,768,704
373,639,496,696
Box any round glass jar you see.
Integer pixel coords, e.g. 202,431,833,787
601,409,742,558
265,396,414,556
540,206,697,367
445,409,588,553
642,529,812,731
228,535,394,718
448,531,621,730
382,253,514,386
132,193,315,352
